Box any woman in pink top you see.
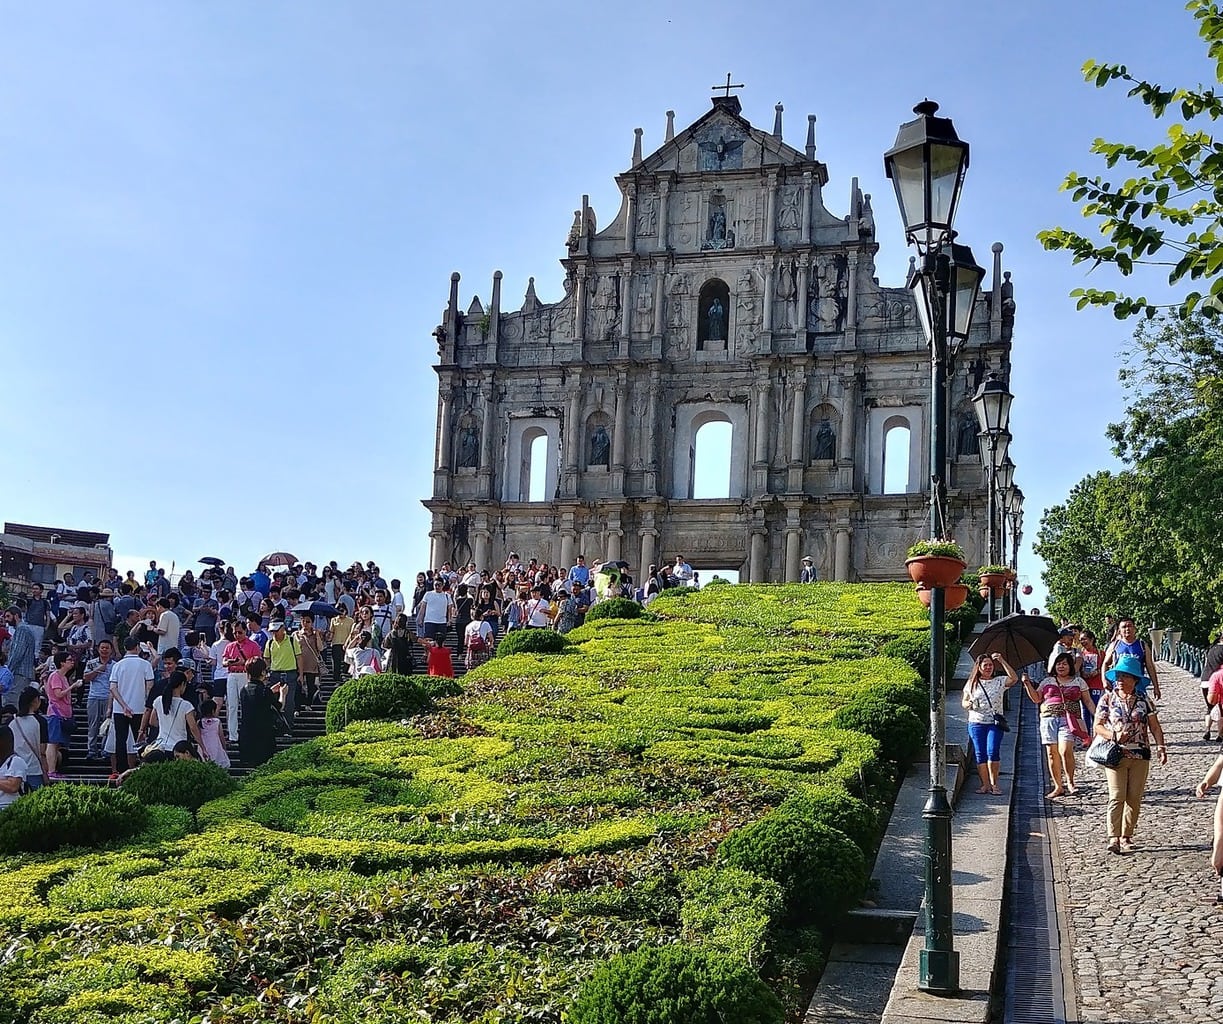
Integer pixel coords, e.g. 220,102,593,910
1022,652,1096,798
44,650,81,779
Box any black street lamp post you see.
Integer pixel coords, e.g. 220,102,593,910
885,100,983,996
972,373,1014,616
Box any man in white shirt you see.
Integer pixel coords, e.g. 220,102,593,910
389,580,407,619
416,579,455,643
154,598,181,656
109,635,155,774
460,562,482,590
672,555,694,585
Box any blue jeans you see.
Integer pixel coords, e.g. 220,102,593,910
967,722,1003,764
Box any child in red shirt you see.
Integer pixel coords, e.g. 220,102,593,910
425,639,454,678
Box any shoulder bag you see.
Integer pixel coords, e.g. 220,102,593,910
976,679,1010,732
1086,694,1123,767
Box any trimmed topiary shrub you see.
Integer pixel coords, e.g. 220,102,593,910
494,628,568,657
869,676,927,720
0,783,149,853
121,759,237,812
584,598,643,623
781,786,880,854
717,813,866,929
325,672,430,733
569,943,784,1024
832,695,925,764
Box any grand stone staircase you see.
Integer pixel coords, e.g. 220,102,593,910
55,624,475,782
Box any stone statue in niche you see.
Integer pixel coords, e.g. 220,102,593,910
808,258,846,333
637,193,657,236
634,274,653,333
777,260,798,330
969,354,986,392
706,297,726,342
589,425,610,467
1001,271,1015,342
703,194,735,250
858,193,875,238
814,419,836,460
667,273,689,329
736,269,760,345
778,185,801,230
458,424,479,468
566,210,581,253
527,309,550,341
956,412,980,458
592,273,620,341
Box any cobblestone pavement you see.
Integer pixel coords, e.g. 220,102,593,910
1044,664,1223,1022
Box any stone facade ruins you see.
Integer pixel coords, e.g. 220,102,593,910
423,95,1015,581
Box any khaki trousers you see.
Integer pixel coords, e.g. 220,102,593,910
1105,755,1151,839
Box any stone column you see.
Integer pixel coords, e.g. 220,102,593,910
640,529,657,578
789,376,806,464
606,509,623,563
762,259,775,333
565,390,581,472
479,374,496,497
436,388,453,471
473,530,491,572
619,263,632,345
846,251,859,336
834,528,852,581
840,366,859,464
612,370,629,471
800,171,812,245
796,258,810,337
428,529,447,572
753,378,771,464
645,371,661,493
624,186,636,254
559,532,576,571
750,531,767,583
574,268,588,344
765,173,778,246
657,179,671,251
785,529,802,582
652,267,665,338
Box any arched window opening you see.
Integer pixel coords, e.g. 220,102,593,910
882,418,911,495
691,418,733,498
697,279,730,351
519,427,550,502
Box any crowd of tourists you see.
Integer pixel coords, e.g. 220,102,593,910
0,549,705,799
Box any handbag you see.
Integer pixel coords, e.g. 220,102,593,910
976,679,1010,733
1087,734,1123,768
1057,681,1091,742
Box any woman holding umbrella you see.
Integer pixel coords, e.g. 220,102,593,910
961,652,1019,795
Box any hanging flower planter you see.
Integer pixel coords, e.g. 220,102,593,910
977,565,1010,597
916,582,969,611
905,540,967,589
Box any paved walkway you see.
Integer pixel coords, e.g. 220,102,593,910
1047,664,1223,1022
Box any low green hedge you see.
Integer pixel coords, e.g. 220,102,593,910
585,598,643,622
717,813,866,929
0,784,149,854
325,673,430,733
122,759,237,812
831,695,925,764
569,943,784,1024
781,786,880,854
494,628,568,657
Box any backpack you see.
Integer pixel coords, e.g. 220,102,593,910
466,628,488,653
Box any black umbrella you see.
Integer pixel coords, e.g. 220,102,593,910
969,613,1060,668
199,556,225,566
293,601,339,618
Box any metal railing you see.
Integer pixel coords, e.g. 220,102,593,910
1157,634,1205,677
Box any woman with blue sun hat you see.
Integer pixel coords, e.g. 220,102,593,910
1094,654,1168,855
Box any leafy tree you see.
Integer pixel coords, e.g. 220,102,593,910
1039,0,1223,319
1037,316,1223,641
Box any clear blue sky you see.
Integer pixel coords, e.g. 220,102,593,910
0,1,1206,610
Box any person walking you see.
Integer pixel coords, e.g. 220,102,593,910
1195,748,1223,903
3,607,37,692
328,606,354,683
222,622,262,743
108,635,155,777
1023,652,1095,798
8,687,50,790
263,619,301,725
1095,654,1168,854
237,658,279,768
961,652,1019,795
1102,616,1162,700
1201,632,1223,742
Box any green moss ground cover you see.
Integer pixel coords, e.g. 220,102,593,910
0,583,940,1024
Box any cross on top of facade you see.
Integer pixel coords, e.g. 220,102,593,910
712,73,743,99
